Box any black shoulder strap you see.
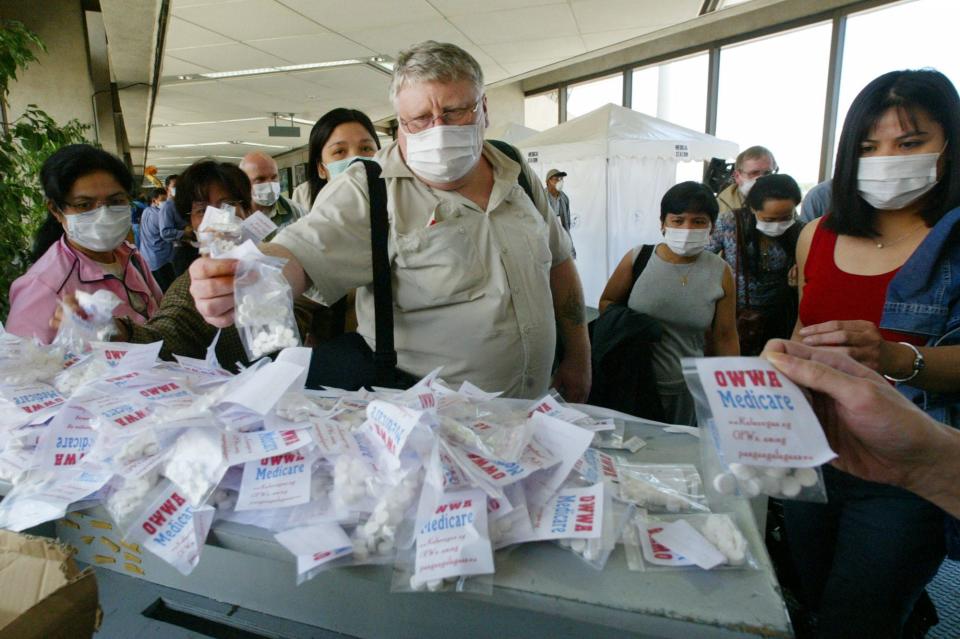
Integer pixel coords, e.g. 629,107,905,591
357,159,399,382
631,244,655,286
277,195,293,217
487,139,534,202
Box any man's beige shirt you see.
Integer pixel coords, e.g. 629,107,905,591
716,182,745,214
272,140,573,398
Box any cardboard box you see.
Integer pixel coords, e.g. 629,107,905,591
0,529,99,639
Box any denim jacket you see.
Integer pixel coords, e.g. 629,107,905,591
879,205,960,559
880,205,960,429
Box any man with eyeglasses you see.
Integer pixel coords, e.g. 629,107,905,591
716,145,778,214
189,40,591,400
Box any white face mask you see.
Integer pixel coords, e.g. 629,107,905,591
738,178,756,198
403,115,484,184
170,187,176,197
252,181,281,207
65,205,132,252
555,179,564,192
857,151,941,210
663,227,710,257
755,218,796,237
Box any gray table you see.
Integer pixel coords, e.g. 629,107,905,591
53,414,793,638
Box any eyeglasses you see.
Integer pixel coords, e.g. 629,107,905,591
399,98,482,134
61,196,131,213
190,200,242,216
741,169,778,180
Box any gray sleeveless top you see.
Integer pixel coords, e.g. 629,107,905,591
627,245,727,393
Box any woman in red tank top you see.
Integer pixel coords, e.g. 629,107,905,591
782,69,960,638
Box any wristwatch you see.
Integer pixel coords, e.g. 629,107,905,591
884,342,926,383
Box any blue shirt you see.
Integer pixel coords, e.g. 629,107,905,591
800,179,832,222
139,205,174,270
158,198,187,244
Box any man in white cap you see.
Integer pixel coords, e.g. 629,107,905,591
546,168,575,257
545,169,571,232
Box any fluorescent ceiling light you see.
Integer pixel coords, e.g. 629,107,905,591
170,56,392,82
241,141,289,149
153,142,231,149
151,141,289,150
196,59,363,80
154,117,267,128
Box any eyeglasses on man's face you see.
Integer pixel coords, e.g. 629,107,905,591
399,98,482,134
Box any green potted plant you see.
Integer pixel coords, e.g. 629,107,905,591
0,20,89,321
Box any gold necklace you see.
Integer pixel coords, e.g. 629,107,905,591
672,260,697,286
875,222,926,249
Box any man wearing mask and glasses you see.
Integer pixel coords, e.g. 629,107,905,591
189,40,591,401
716,146,778,214
239,151,305,239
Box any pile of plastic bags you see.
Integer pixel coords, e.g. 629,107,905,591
0,322,785,590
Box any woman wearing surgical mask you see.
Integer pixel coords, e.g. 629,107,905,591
7,144,162,344
706,174,803,355
784,70,960,638
291,108,381,212
598,181,739,425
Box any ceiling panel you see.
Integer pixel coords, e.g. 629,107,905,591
482,37,587,65
175,0,329,41
161,55,215,76
164,17,232,51
292,66,391,100
246,33,376,63
428,0,558,16
171,0,242,7
150,0,725,170
448,4,578,45
581,27,664,50
166,43,291,72
277,0,439,32
571,0,701,34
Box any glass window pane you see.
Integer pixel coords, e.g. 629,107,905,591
633,53,708,133
631,66,658,117
836,0,960,152
524,90,559,131
566,73,623,120
716,22,832,195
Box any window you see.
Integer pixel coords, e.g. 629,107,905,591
524,90,559,131
566,73,623,121
835,0,960,151
716,22,832,194
632,53,708,132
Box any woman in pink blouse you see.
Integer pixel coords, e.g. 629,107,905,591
7,144,162,343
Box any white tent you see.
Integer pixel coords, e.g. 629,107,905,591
518,103,738,307
486,121,539,145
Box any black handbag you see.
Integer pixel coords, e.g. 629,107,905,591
305,160,418,391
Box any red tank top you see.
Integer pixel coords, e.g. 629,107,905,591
799,222,925,345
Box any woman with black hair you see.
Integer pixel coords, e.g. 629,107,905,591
786,69,960,637
706,173,804,355
52,160,265,371
599,181,739,425
7,144,162,343
291,108,382,211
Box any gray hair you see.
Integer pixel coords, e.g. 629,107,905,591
736,145,777,171
389,41,484,104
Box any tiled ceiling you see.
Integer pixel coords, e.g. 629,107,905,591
149,0,704,172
